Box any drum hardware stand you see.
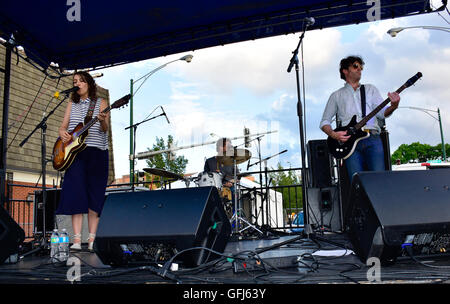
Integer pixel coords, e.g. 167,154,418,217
287,19,313,238
183,177,191,188
230,157,263,236
247,149,288,228
18,93,70,258
125,111,166,192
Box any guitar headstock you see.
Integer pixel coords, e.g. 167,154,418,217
405,72,422,88
111,94,131,109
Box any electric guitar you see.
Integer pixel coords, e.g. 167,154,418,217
52,94,130,171
327,72,422,160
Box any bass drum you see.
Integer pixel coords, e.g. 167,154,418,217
196,171,223,190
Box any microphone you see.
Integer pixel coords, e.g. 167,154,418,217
53,86,79,99
305,17,315,26
60,86,80,94
161,106,170,124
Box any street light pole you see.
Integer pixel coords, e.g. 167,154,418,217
129,79,134,185
438,108,446,161
387,25,448,161
398,106,446,161
387,26,450,37
128,55,193,187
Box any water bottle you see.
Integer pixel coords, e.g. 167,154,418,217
50,229,60,263
59,229,69,262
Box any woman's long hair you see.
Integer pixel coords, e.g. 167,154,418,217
71,71,97,103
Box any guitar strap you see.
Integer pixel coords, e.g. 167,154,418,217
84,98,97,124
360,84,366,118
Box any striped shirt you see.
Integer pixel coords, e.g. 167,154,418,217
68,98,108,150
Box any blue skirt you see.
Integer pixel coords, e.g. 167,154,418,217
56,147,109,216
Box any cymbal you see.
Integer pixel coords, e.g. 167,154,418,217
216,149,251,166
143,168,183,180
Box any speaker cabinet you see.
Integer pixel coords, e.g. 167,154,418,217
307,140,332,188
0,205,25,264
345,169,450,264
307,186,342,232
33,188,61,235
94,186,231,267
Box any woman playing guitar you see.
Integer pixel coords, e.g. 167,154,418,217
55,71,110,252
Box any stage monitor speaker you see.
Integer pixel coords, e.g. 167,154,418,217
307,186,342,232
34,188,134,240
345,169,450,264
307,140,332,188
0,205,25,264
94,186,232,267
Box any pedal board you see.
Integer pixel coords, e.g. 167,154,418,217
232,255,299,273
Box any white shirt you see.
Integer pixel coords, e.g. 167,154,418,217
319,82,387,133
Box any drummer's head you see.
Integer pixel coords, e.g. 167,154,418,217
216,137,232,155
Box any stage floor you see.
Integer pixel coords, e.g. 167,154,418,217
2,231,450,286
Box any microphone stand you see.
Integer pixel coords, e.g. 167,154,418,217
19,93,70,258
247,150,288,171
287,22,312,237
125,112,165,192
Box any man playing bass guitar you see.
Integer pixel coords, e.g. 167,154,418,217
319,55,400,181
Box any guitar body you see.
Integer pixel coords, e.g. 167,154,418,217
52,122,88,171
327,115,370,160
50,94,132,171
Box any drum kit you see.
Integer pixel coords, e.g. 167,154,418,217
143,148,262,235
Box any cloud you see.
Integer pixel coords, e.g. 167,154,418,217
103,12,450,178
168,28,342,97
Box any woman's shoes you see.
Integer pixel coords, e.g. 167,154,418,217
69,233,96,252
70,233,82,251
87,233,96,252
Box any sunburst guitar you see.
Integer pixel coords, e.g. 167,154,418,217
52,94,130,171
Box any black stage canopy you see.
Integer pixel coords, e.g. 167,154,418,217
0,1,445,71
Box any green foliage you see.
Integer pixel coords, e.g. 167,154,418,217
145,135,188,186
391,142,450,164
268,162,303,211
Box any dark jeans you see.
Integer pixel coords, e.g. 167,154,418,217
344,134,385,182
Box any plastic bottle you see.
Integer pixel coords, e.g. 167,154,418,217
59,229,69,262
50,229,60,263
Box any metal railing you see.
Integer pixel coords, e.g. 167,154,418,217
4,167,307,240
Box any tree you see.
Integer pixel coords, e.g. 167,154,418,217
268,163,303,212
144,135,188,187
391,142,449,164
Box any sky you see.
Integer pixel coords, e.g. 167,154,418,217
95,4,450,179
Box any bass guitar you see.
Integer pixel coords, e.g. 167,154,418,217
52,94,130,171
327,72,422,160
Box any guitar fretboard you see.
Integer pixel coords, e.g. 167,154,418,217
77,106,111,135
354,72,421,130
354,84,407,130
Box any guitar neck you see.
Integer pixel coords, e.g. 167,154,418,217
78,106,111,135
354,83,407,130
